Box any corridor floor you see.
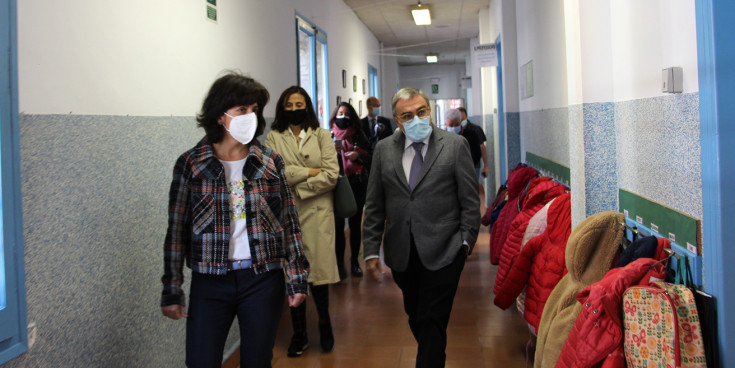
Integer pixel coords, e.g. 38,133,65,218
259,225,531,368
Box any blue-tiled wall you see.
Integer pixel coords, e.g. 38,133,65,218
518,93,701,227
615,93,702,220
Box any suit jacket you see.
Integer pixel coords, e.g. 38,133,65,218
361,115,395,146
362,127,480,272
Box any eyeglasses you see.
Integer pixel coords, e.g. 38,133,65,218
396,107,430,122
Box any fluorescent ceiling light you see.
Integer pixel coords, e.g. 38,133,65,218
412,5,431,25
426,53,438,63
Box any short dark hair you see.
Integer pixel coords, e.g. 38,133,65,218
271,86,321,133
457,107,468,115
196,71,269,143
329,102,361,130
366,96,379,108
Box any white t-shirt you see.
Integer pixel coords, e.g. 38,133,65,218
219,158,252,261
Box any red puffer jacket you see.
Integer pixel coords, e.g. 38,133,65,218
493,192,571,333
555,250,669,368
494,180,567,295
489,166,538,264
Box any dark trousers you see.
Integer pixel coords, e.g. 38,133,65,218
186,269,285,368
392,238,466,368
335,177,368,267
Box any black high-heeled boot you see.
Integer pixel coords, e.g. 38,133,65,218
287,304,308,357
311,285,334,352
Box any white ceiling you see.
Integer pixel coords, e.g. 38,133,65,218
343,0,490,66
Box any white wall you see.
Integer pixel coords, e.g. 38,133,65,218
516,0,569,111
380,49,400,117
398,64,466,100
18,0,297,117
294,0,383,117
610,0,699,101
18,0,392,119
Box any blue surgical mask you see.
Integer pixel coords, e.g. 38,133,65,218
446,125,461,134
460,119,468,128
402,116,432,142
371,107,381,116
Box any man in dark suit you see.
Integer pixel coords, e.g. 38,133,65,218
361,96,395,147
362,88,480,367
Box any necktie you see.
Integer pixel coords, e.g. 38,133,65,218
371,118,377,136
408,142,424,190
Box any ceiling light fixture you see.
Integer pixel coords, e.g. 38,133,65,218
412,1,431,26
426,53,438,63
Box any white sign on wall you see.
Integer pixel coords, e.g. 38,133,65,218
472,43,498,67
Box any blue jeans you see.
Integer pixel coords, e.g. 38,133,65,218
186,269,285,368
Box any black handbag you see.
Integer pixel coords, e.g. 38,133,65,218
333,174,357,218
680,256,719,368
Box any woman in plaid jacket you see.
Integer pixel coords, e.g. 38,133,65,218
161,71,309,367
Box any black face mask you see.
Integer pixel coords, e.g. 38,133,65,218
335,117,350,129
282,109,307,125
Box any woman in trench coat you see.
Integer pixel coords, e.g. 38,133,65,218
265,86,340,357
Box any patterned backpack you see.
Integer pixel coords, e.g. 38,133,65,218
623,281,707,367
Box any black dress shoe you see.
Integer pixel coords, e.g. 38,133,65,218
287,333,308,357
351,264,363,277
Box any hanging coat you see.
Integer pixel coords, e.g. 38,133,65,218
494,193,572,332
494,180,567,295
489,165,538,264
534,211,625,368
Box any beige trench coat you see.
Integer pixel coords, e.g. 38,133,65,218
265,126,340,285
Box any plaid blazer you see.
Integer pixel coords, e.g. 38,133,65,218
161,137,309,307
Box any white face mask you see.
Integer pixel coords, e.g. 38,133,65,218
223,112,257,145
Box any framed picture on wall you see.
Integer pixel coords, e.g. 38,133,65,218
353,75,357,92
362,79,366,94
336,96,341,105
359,100,363,116
342,70,347,88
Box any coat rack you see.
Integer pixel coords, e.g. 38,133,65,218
619,189,703,286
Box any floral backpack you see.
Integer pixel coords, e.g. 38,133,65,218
622,280,707,367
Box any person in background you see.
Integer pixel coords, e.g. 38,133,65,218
362,96,395,148
445,108,485,179
331,102,372,279
362,88,480,368
457,106,490,181
265,86,340,357
160,71,308,367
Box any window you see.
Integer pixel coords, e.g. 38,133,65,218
296,15,329,128
368,64,378,98
0,0,28,364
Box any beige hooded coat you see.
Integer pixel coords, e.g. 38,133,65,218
534,211,625,367
265,127,340,285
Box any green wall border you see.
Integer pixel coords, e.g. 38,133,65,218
619,189,701,255
525,152,570,185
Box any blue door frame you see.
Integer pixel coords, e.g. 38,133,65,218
0,0,29,364
695,0,734,366
495,35,506,184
